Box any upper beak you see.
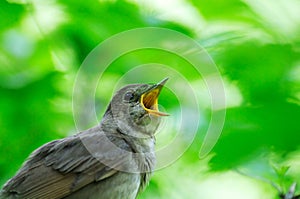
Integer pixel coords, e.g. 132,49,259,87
140,78,169,117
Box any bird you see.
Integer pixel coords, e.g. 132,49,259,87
0,78,169,199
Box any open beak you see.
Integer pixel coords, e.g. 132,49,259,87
140,78,169,117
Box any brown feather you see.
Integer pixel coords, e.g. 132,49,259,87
1,130,124,199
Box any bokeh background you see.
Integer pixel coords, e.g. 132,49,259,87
1,0,300,198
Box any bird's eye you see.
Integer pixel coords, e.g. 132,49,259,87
124,91,135,102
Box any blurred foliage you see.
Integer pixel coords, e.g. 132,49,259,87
1,0,300,198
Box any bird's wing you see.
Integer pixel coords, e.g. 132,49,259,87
1,129,134,199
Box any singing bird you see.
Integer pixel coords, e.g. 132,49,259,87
0,78,169,199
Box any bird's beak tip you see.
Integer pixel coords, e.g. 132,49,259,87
157,77,169,86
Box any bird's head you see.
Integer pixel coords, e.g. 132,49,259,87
105,78,169,137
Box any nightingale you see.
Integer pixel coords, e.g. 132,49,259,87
0,78,169,199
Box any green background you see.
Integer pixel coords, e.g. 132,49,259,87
1,0,300,198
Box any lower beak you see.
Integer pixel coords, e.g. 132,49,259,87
140,78,169,117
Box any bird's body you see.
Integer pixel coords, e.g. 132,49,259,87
0,79,168,199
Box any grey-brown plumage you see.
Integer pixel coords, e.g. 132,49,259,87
0,78,168,199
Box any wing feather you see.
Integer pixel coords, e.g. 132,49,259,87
1,129,132,199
